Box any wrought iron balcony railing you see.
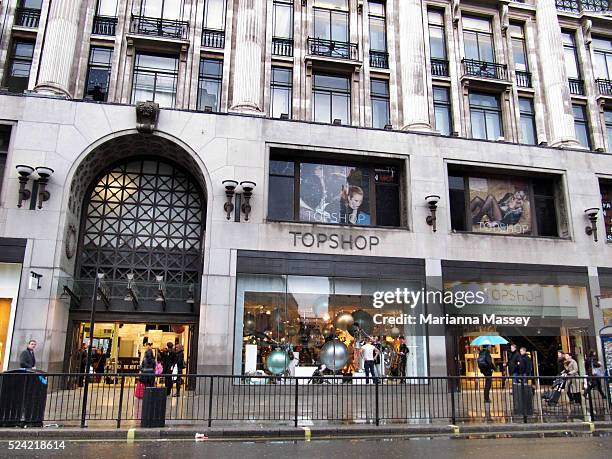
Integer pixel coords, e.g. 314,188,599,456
568,78,585,95
130,15,189,40
272,37,293,57
515,70,532,88
14,7,40,28
596,78,612,96
462,59,508,81
369,51,389,69
307,37,359,61
556,0,610,13
431,58,450,77
202,29,225,48
92,15,118,36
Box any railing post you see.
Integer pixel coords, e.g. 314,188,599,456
520,376,528,424
375,378,380,426
294,377,299,428
207,376,214,428
450,378,457,425
116,375,125,429
587,378,595,421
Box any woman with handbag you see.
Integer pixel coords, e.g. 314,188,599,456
140,348,156,388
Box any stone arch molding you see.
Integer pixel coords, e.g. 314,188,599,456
56,130,213,272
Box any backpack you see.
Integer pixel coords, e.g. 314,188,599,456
477,351,492,373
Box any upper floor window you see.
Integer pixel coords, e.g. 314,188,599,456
85,47,113,102
273,0,293,39
139,0,184,20
449,169,563,237
268,153,402,227
463,16,494,63
368,1,386,52
428,9,446,60
197,58,223,112
433,86,452,136
562,31,580,79
371,79,390,129
572,104,591,149
131,53,178,108
605,109,612,151
271,67,293,119
518,97,536,145
313,74,350,125
96,0,117,16
204,0,226,30
469,92,502,141
14,1,41,28
0,125,11,200
509,23,528,72
313,0,349,43
593,36,612,81
4,40,34,93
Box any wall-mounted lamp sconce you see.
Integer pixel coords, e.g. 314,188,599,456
204,106,213,113
384,124,393,130
584,207,599,242
332,119,342,125
16,165,34,208
280,113,289,120
28,271,42,290
222,180,239,220
425,195,441,232
35,166,54,209
240,181,256,221
155,275,167,310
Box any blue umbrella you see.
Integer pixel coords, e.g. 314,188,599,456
470,335,509,346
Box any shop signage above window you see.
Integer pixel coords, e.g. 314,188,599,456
289,230,380,251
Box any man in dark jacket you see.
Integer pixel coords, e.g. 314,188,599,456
505,343,520,382
162,342,176,396
398,336,409,383
478,345,494,403
173,344,186,397
19,340,37,369
516,347,533,378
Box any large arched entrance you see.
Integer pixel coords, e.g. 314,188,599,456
63,134,206,376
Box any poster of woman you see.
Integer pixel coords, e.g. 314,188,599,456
469,177,531,234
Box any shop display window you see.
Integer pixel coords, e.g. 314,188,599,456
449,167,567,237
268,153,402,227
234,274,428,378
601,180,612,242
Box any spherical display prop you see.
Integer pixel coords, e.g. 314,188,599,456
244,314,256,333
334,312,354,331
313,296,329,318
266,349,290,375
286,325,298,337
322,326,334,338
352,310,374,336
319,339,349,371
390,326,401,338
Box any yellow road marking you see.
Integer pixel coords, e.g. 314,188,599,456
127,428,135,443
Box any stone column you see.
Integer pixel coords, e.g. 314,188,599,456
34,0,83,97
230,0,266,113
535,0,579,147
398,0,430,131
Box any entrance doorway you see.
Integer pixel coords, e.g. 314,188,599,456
66,321,193,380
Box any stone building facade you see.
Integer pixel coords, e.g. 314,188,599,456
0,0,610,378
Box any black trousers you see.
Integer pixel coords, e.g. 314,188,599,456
399,358,407,379
585,378,606,399
483,372,493,402
364,360,378,384
165,376,173,395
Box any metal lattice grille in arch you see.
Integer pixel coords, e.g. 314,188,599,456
80,159,204,286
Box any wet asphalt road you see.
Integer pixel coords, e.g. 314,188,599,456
0,435,609,459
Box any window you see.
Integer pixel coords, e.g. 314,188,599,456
15,0,42,28
463,16,494,62
510,23,530,87
469,92,502,140
593,37,612,80
0,126,11,200
85,47,113,102
449,170,562,237
562,32,580,79
268,153,402,227
428,9,448,76
605,109,612,151
131,53,179,108
273,0,293,38
4,40,34,93
313,74,350,124
433,86,452,135
601,181,612,242
271,67,292,119
369,1,386,51
371,79,390,129
518,98,536,145
96,0,117,16
197,58,223,112
313,0,349,57
140,0,183,20
572,104,591,149
203,0,225,30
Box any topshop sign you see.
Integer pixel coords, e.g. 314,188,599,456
289,231,380,251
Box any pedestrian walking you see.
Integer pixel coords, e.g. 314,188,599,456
360,339,380,384
505,343,520,383
398,336,409,383
140,348,156,387
173,344,185,397
516,347,533,378
562,353,581,404
477,345,494,403
19,339,37,369
584,361,607,400
162,342,176,396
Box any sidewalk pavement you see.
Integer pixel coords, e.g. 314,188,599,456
1,421,611,441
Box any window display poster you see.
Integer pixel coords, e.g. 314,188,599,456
601,184,612,242
299,163,371,225
469,177,531,234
